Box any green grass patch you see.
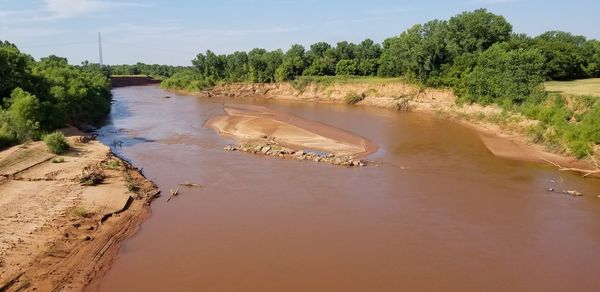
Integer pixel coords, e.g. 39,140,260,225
102,158,123,170
72,206,92,218
51,157,65,163
545,78,600,97
515,94,600,158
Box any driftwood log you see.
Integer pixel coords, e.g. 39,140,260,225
543,154,600,178
166,188,179,202
179,182,201,188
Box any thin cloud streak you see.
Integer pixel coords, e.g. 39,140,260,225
0,0,152,23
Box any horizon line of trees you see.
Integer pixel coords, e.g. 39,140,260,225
79,61,189,79
162,9,600,94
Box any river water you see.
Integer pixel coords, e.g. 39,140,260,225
93,85,600,291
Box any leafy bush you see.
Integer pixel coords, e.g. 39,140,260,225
160,69,214,91
455,44,546,106
43,132,69,154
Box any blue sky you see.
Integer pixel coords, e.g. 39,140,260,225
1,0,599,65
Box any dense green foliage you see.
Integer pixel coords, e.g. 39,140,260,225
164,9,599,92
520,95,600,158
456,43,546,106
0,41,112,148
160,69,215,91
43,131,69,154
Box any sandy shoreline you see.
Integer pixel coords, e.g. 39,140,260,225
0,133,159,291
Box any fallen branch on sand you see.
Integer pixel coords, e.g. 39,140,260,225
543,157,600,178
166,188,179,202
179,182,201,188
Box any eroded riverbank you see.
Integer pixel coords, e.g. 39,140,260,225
176,81,599,175
91,85,600,291
0,133,158,291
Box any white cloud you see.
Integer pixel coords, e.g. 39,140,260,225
43,0,151,18
0,0,152,23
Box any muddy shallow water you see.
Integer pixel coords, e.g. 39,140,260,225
92,85,600,291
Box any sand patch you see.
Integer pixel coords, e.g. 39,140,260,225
207,104,377,156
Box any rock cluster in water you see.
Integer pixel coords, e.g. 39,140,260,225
224,142,366,167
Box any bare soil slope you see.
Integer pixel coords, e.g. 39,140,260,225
0,135,158,291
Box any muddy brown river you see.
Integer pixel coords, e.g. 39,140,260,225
92,85,600,291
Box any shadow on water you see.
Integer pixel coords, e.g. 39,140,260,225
97,92,156,154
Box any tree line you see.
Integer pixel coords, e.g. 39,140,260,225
0,41,112,148
162,9,600,95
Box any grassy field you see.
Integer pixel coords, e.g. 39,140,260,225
545,78,600,97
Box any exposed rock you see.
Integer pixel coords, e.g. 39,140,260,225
227,142,367,167
564,190,583,197
261,146,271,154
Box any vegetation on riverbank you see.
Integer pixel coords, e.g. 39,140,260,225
78,61,189,80
161,9,600,161
0,41,112,149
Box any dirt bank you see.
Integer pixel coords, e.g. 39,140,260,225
207,104,377,157
176,81,599,175
0,133,159,291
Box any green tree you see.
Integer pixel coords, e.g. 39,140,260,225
6,88,41,140
225,51,250,82
583,40,600,77
303,42,336,76
335,60,358,75
0,41,35,100
378,20,449,83
456,44,545,106
533,31,587,80
275,44,307,81
446,9,512,57
248,49,283,83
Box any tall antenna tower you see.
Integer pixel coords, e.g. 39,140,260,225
98,32,103,66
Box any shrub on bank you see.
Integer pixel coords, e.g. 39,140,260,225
344,91,365,104
43,132,69,154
